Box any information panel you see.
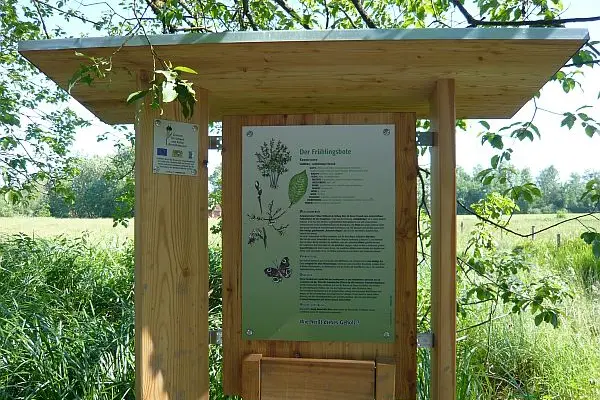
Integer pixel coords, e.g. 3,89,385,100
242,125,395,343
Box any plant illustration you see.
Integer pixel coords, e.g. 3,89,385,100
256,138,292,189
247,169,308,248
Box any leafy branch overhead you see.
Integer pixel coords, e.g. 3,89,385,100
126,64,198,119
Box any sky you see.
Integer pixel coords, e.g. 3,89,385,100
60,0,600,180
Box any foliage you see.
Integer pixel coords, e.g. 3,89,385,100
47,154,133,219
0,0,91,206
0,234,135,399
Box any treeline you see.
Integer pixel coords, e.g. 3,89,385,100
457,165,600,214
2,158,598,218
0,151,134,219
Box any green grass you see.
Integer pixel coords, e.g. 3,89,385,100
1,215,599,399
0,217,222,246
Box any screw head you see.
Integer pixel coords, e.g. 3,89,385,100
153,167,159,173
383,128,391,136
155,120,161,127
246,130,254,137
383,331,391,338
192,125,199,132
246,329,254,336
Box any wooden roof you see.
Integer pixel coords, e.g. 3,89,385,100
18,28,588,124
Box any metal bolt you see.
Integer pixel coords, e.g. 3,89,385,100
246,329,254,336
155,120,161,127
383,128,391,136
192,125,198,132
383,331,391,338
192,169,197,175
153,167,159,173
246,130,254,137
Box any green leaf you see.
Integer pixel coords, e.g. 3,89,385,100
479,120,490,130
288,170,308,206
580,231,599,245
162,82,178,103
593,241,600,259
584,125,597,137
126,90,148,104
534,312,544,326
173,66,198,74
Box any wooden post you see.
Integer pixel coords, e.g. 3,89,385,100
135,70,209,400
429,79,457,400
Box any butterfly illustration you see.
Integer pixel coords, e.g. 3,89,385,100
264,257,291,283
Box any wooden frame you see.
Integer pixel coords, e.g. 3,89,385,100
222,113,417,399
134,71,209,400
429,79,457,400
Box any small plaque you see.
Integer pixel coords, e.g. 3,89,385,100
153,119,199,176
241,124,396,343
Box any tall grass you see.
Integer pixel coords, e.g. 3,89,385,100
1,233,598,399
0,234,135,399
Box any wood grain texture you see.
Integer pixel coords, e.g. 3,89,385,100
20,37,586,124
242,354,262,400
261,357,375,400
134,71,209,400
376,358,396,400
429,80,457,400
222,113,417,399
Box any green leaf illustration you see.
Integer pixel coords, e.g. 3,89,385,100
288,170,308,206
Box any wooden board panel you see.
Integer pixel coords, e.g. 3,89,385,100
376,358,396,400
134,71,209,400
222,113,417,399
261,357,375,400
19,31,587,124
242,354,262,400
429,80,457,400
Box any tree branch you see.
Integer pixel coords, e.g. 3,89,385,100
457,199,599,238
449,0,600,27
242,0,259,31
349,0,377,28
272,0,311,29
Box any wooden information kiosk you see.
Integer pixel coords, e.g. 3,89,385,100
19,28,587,400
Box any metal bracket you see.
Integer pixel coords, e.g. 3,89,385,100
416,131,435,147
209,329,223,345
417,332,433,348
209,135,222,150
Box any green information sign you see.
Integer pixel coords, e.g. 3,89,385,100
242,124,395,343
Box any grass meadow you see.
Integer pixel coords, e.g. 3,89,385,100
0,214,599,399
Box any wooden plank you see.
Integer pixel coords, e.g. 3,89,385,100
376,358,396,400
260,357,375,400
429,79,457,400
242,354,262,400
134,70,209,400
19,33,587,124
222,113,417,398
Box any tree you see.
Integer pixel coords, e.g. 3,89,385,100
535,165,564,212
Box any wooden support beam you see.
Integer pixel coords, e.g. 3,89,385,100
134,70,209,400
429,79,457,400
242,354,262,400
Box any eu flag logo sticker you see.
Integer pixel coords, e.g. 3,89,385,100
156,148,168,156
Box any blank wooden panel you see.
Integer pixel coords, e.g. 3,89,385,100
242,354,262,400
223,113,417,399
376,358,396,400
261,357,375,400
134,73,209,399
